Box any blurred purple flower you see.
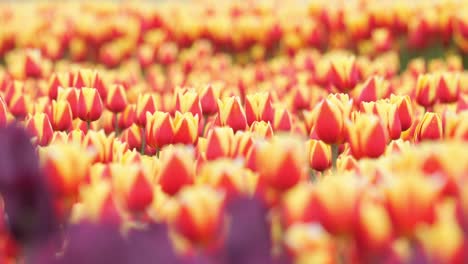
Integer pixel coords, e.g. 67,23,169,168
0,124,57,245
220,196,290,264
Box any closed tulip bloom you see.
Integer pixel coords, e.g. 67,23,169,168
217,96,247,132
273,108,292,132
307,139,332,171
157,146,195,195
255,135,307,191
48,72,71,100
327,55,360,92
315,94,352,144
414,112,443,142
146,111,174,149
25,113,54,146
436,72,460,103
39,143,91,197
200,84,222,115
245,92,274,125
77,87,103,122
50,100,73,131
385,175,438,237
175,90,202,118
57,87,80,119
415,74,437,108
8,93,32,119
390,95,413,131
280,183,316,227
250,121,274,138
358,76,391,103
73,69,95,89
174,186,225,245
135,94,158,126
172,111,199,145
347,113,388,159
111,164,154,213
205,127,235,160
106,84,127,113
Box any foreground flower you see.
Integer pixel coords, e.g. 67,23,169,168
77,87,103,123
414,112,443,142
347,113,388,159
217,96,247,132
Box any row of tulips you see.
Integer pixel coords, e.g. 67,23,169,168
1,1,468,68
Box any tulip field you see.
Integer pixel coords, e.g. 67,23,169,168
1,1,468,263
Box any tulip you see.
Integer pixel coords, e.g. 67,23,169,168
254,135,307,191
47,72,71,100
245,92,274,125
200,84,222,115
327,55,360,92
25,113,54,146
205,127,235,160
357,76,391,103
347,114,388,159
197,159,258,199
390,95,413,131
273,108,292,132
314,174,361,235
174,186,225,245
121,124,144,151
415,74,437,109
77,87,103,126
172,111,199,145
73,181,121,225
175,90,202,119
39,143,91,197
135,93,158,127
85,130,119,163
307,139,331,171
111,164,154,213
281,183,316,226
414,112,443,142
436,72,460,104
314,94,352,145
146,111,174,149
49,100,73,131
57,87,80,119
217,96,247,132
385,175,438,237
8,92,32,120
73,69,95,89
106,84,128,113
24,49,44,78
157,146,195,195
250,121,274,138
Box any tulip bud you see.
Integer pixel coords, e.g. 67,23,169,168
250,121,274,138
74,69,95,89
25,113,54,146
111,164,153,213
436,72,460,104
135,94,158,126
255,135,307,191
347,113,388,159
245,92,274,125
327,55,360,92
39,143,91,197
8,93,32,119
197,159,257,199
217,96,247,132
205,127,235,160
106,84,127,113
314,174,361,235
157,146,195,195
50,100,73,131
390,95,413,131
48,72,71,100
414,112,443,142
172,111,199,145
146,111,174,149
315,94,351,144
57,87,80,119
77,87,103,122
415,74,437,108
273,108,292,132
175,90,202,118
307,140,331,171
174,186,225,245
24,49,44,78
85,130,119,163
73,181,121,225
200,84,222,115
358,76,391,103
232,131,254,158
385,175,438,237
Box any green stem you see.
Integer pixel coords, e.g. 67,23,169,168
87,120,91,132
114,113,120,135
140,127,146,155
331,144,339,170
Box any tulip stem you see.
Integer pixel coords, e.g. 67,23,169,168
331,144,339,169
202,114,209,136
87,120,91,132
114,113,120,135
140,127,146,155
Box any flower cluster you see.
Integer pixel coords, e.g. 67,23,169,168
0,1,467,264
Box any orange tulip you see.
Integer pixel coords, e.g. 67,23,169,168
347,113,388,159
315,94,352,144
146,111,174,149
172,111,199,145
307,139,332,171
